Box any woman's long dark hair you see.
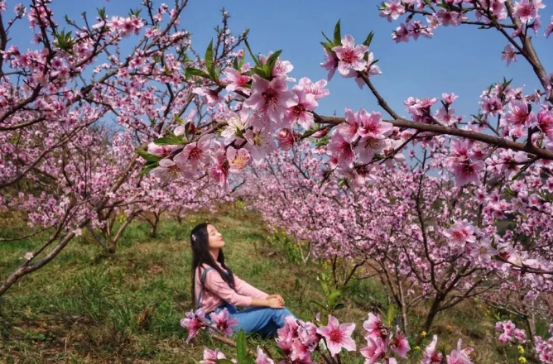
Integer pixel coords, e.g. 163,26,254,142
190,223,235,308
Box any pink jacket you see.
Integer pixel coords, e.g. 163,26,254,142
195,262,268,313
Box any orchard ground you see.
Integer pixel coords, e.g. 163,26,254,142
0,203,521,364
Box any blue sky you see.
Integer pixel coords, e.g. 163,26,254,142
7,0,553,120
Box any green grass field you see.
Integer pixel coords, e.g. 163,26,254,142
0,205,520,363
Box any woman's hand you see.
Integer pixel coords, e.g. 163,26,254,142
267,296,285,308
267,294,285,305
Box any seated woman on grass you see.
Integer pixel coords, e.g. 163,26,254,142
190,222,295,336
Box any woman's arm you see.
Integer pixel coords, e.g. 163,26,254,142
233,275,269,299
205,271,283,308
251,297,285,308
205,270,253,307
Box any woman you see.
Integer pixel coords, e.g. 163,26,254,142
190,222,295,336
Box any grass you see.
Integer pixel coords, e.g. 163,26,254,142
0,205,522,363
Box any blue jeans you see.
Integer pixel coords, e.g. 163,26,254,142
211,303,295,336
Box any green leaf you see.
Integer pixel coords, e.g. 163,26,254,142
320,41,334,53
309,300,327,310
321,32,333,45
386,304,396,326
138,163,157,176
205,40,214,77
334,303,346,311
318,274,330,296
333,20,342,45
263,50,282,78
135,148,162,163
153,136,183,145
236,330,247,363
251,65,269,80
327,288,342,308
244,39,261,67
185,67,211,80
184,122,192,139
315,135,330,147
363,31,375,47
97,7,106,19
213,360,235,364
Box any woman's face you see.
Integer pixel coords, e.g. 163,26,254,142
207,224,225,249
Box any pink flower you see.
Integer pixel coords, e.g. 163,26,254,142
299,321,318,348
513,0,543,24
360,336,386,364
435,106,460,126
546,16,553,38
506,100,536,128
446,339,473,364
174,134,212,168
222,67,251,93
275,128,295,151
363,313,385,339
442,92,459,105
513,328,527,343
316,315,356,356
147,143,180,158
180,309,207,343
422,335,443,364
151,159,183,183
174,109,197,136
320,48,339,81
392,23,410,43
328,132,355,169
285,89,318,130
451,160,484,187
201,349,226,364
501,44,517,66
337,107,360,141
271,58,295,81
210,308,239,336
226,147,251,172
332,35,368,77
443,220,476,246
380,1,405,22
277,316,299,352
356,110,393,140
498,332,512,343
291,339,311,362
480,96,503,116
244,128,276,165
255,347,274,364
538,109,553,138
209,151,230,188
390,331,410,358
297,77,330,101
245,75,296,123
437,10,465,26
354,137,386,164
221,111,248,143
193,87,222,106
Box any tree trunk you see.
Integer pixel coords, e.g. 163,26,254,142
416,294,443,346
149,213,159,238
0,157,138,297
108,210,141,254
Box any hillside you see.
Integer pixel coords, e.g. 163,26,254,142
0,205,517,363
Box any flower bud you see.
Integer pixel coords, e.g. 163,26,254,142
276,128,294,151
